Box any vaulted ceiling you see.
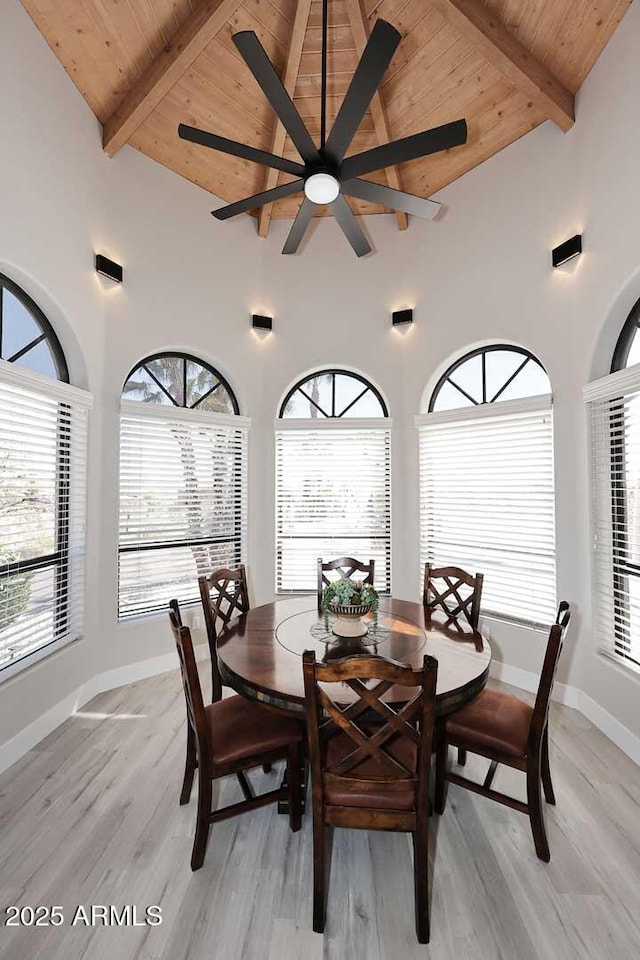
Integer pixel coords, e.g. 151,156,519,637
21,0,631,236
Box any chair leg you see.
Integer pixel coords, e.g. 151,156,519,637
526,754,550,862
236,770,254,801
312,818,329,933
434,731,448,815
190,776,212,871
541,727,555,805
287,742,302,833
413,823,430,943
180,724,197,806
457,747,467,766
262,762,272,774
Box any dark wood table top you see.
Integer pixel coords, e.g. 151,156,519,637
218,596,491,717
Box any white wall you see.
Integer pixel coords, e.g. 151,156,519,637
2,0,640,756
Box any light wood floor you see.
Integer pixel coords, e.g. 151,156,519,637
1,670,640,960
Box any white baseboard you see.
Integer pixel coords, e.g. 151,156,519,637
2,650,640,777
0,642,209,777
579,691,640,767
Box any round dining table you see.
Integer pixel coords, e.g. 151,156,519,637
218,595,491,717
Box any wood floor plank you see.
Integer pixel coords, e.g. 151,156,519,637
1,668,639,959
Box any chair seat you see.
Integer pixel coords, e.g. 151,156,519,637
444,688,532,759
206,695,302,767
324,732,417,811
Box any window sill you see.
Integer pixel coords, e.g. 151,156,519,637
597,648,640,682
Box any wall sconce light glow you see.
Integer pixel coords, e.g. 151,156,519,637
95,253,123,283
304,173,340,205
392,308,413,326
551,234,582,268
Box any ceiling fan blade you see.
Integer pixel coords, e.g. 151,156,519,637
340,119,468,180
330,195,372,258
282,198,315,255
342,178,441,220
232,31,320,165
178,124,305,177
323,19,401,165
212,180,304,221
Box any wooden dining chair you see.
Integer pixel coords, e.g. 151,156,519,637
302,650,438,943
316,556,375,612
423,562,484,632
434,601,571,862
169,599,303,870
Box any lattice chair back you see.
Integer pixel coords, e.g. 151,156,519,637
198,565,250,702
316,556,375,612
423,563,483,632
303,651,437,814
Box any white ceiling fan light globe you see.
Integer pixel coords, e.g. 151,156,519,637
304,172,340,205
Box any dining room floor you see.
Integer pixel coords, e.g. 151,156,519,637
1,668,639,960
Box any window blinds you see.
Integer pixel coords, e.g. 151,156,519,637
119,400,248,618
0,361,90,674
275,420,391,593
417,397,556,627
585,365,640,671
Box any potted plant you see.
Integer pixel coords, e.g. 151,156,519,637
321,579,379,638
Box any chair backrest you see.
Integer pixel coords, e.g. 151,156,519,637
169,599,209,762
198,565,250,702
423,563,483,631
529,601,572,751
302,651,437,814
316,556,375,612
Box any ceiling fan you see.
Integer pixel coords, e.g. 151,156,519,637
178,0,468,257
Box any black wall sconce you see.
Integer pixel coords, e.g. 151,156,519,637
252,313,273,331
95,254,123,283
551,234,582,268
392,308,413,326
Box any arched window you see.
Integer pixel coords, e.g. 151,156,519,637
280,369,387,418
417,345,556,627
276,369,391,593
0,274,89,678
0,273,68,381
122,352,238,413
429,345,550,412
587,298,640,671
118,352,247,618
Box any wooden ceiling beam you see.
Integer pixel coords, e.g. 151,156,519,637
429,0,575,132
258,0,312,238
345,0,407,231
102,0,246,158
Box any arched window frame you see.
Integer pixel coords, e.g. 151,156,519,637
0,275,90,681
418,344,556,628
428,344,549,412
0,272,69,382
118,351,248,619
280,368,388,419
586,302,640,673
275,368,391,594
122,351,239,413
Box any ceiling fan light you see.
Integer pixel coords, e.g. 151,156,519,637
304,172,340,205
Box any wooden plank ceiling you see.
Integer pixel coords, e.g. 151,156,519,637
20,0,631,233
